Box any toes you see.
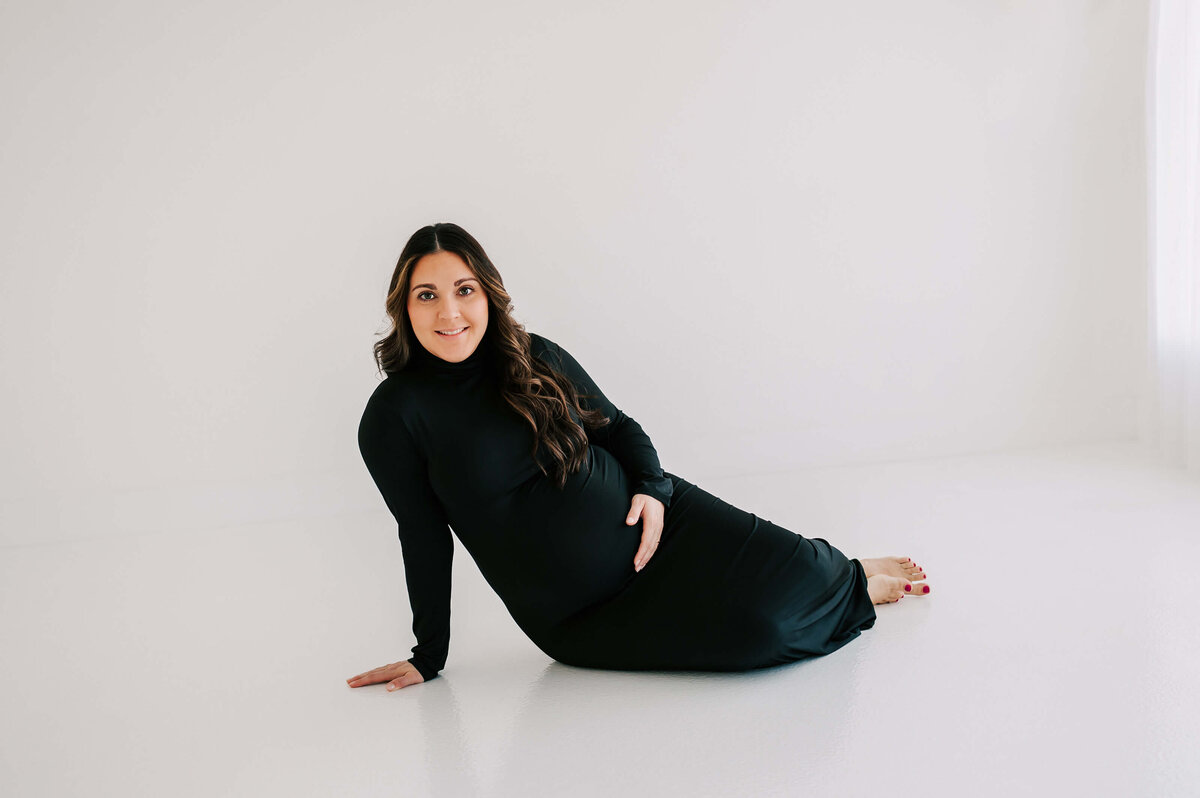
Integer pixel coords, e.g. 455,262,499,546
869,573,929,604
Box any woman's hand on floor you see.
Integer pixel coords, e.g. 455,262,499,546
627,493,665,572
346,660,425,692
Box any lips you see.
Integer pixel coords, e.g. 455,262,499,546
436,327,468,337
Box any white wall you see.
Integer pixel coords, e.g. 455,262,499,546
0,0,1147,547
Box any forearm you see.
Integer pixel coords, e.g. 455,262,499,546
598,411,673,507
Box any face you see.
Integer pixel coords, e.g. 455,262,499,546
406,250,489,363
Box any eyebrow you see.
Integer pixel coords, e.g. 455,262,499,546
410,277,479,293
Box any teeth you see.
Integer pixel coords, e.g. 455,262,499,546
437,327,467,336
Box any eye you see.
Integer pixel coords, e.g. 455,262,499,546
458,285,476,296
416,291,435,302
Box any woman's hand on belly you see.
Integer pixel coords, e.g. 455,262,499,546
626,493,665,572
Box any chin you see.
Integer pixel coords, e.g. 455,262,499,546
429,332,479,361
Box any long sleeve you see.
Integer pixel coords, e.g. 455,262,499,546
533,336,674,508
357,393,453,682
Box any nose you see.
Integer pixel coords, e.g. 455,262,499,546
437,295,462,321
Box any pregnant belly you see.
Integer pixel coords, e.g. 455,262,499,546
471,446,642,631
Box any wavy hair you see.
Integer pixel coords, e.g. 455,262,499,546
371,222,609,488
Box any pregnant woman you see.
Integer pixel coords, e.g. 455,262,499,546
347,222,930,692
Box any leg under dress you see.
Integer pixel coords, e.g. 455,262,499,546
537,472,877,672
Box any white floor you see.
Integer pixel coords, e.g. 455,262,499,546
3,440,1199,797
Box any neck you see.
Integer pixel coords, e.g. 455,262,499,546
409,335,491,376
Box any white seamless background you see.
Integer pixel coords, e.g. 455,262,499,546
0,1,1150,547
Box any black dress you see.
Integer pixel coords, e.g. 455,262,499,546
357,331,876,681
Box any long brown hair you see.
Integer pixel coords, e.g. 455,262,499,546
371,222,610,488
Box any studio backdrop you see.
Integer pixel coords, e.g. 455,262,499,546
0,1,1148,547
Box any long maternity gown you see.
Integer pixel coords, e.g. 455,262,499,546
357,332,876,682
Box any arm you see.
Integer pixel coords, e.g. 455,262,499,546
533,335,674,509
357,394,453,682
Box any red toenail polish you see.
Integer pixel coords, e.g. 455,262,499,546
923,586,930,594
904,584,911,591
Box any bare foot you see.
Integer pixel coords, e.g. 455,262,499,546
860,556,926,581
867,574,918,604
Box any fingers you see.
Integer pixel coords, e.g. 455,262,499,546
346,664,391,687
346,661,423,690
386,669,425,692
626,495,644,525
628,496,652,570
633,520,663,572
633,540,654,572
628,493,666,572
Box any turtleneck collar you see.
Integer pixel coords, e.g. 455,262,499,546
407,333,493,377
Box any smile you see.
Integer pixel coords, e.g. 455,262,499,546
436,327,468,337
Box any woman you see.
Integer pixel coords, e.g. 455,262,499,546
347,223,930,692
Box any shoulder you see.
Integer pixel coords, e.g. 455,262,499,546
526,332,598,386
358,376,428,457
527,331,557,357
527,331,566,367
361,371,426,424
